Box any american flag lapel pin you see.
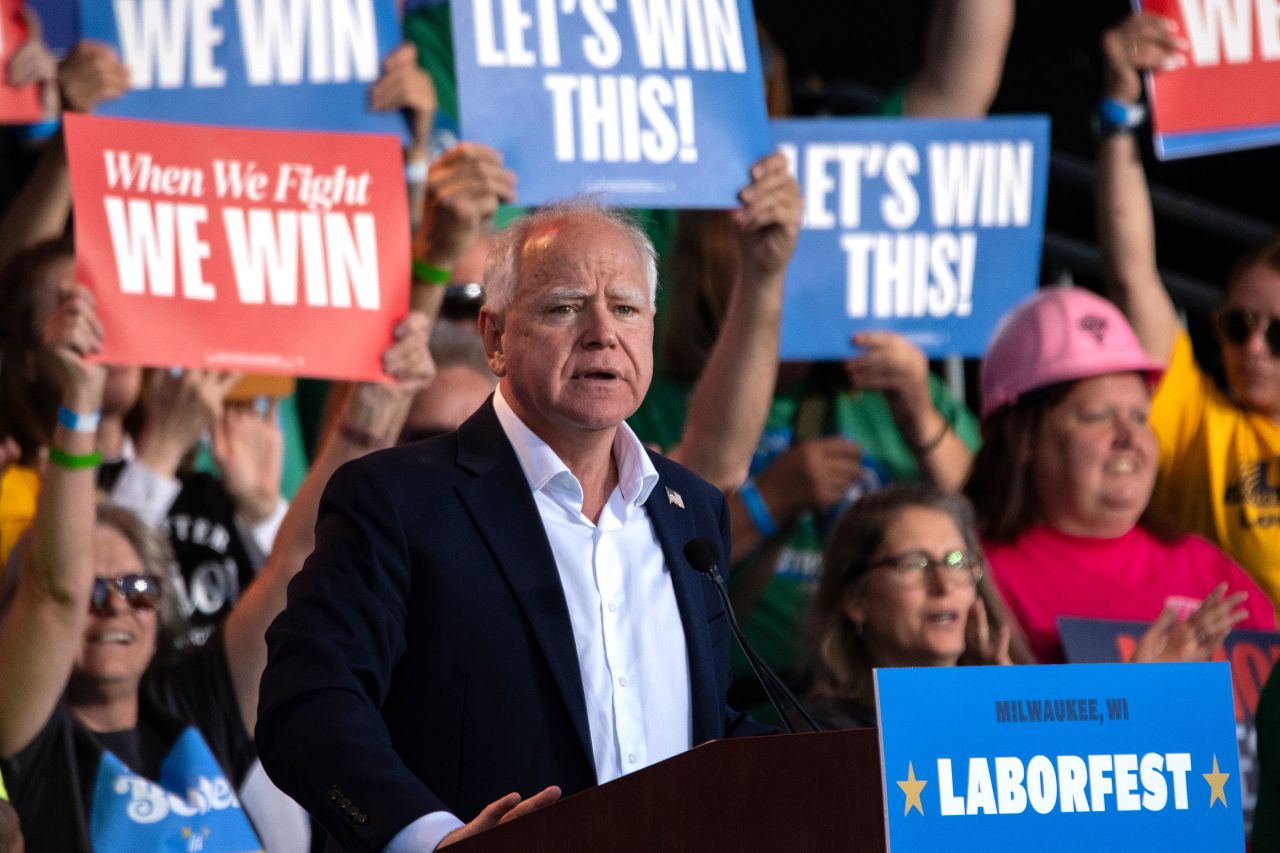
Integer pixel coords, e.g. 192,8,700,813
666,486,685,509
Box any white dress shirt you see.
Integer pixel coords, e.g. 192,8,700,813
387,389,692,851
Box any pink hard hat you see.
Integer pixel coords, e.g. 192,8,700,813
979,287,1165,420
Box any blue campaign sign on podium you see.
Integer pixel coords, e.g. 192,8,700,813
875,663,1244,850
451,0,771,207
78,0,405,137
772,116,1049,360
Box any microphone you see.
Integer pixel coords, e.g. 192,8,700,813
683,538,821,733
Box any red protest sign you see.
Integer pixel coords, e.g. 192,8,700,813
1142,0,1280,157
0,0,42,123
65,114,409,381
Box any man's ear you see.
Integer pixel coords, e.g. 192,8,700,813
479,307,507,378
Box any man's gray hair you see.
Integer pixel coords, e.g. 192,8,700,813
482,199,659,315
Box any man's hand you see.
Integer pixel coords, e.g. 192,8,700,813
753,436,862,521
136,369,241,478
438,786,562,848
369,43,437,163
734,151,802,283
413,143,516,269
212,401,284,526
1102,12,1188,103
58,41,128,113
1131,584,1249,663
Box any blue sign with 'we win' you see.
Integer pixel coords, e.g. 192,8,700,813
78,0,405,137
773,116,1049,360
874,663,1243,851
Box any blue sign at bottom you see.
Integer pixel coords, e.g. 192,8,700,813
875,663,1243,850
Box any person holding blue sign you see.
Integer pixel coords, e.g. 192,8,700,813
806,484,1010,730
964,287,1274,663
1097,10,1280,613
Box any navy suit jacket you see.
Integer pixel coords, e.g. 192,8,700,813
257,399,769,852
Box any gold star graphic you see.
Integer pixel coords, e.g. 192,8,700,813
897,761,928,816
1204,755,1230,808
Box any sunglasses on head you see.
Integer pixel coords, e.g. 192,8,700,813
1213,307,1280,357
89,573,161,615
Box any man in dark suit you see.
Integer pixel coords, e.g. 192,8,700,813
257,154,801,852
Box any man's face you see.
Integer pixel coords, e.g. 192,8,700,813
1221,263,1280,418
482,214,653,451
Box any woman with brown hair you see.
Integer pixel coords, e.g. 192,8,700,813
806,484,1009,730
965,287,1273,663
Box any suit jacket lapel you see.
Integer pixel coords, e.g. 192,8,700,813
454,400,596,778
644,470,721,746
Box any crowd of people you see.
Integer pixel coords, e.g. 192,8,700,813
0,1,1277,851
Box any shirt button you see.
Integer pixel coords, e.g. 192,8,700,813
607,602,617,613
619,676,629,687
628,752,639,764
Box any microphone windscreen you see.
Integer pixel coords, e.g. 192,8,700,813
683,538,720,575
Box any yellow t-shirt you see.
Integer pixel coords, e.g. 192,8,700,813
1150,332,1280,605
0,464,40,569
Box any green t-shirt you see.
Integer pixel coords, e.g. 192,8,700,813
630,372,981,677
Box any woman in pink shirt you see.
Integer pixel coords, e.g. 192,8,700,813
965,287,1274,662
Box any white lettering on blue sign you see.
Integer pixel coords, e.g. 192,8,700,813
112,0,379,90
936,753,1193,816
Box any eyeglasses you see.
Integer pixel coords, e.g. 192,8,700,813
866,550,983,584
89,574,161,616
1213,307,1280,358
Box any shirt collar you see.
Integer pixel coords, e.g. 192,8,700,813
493,386,659,508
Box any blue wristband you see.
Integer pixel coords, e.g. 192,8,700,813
1097,97,1147,134
737,477,778,539
57,406,101,434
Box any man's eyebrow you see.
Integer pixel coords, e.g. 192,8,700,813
606,286,648,302
534,288,590,304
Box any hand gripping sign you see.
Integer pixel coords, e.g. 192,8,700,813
65,113,409,381
1140,0,1280,158
773,116,1050,360
78,0,405,137
452,0,772,207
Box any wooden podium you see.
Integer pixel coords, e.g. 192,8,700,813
450,730,887,852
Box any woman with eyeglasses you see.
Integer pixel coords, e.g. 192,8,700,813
1098,11,1280,606
806,485,1010,730
964,287,1274,664
0,287,433,851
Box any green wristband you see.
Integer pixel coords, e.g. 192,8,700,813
47,446,102,470
411,259,451,285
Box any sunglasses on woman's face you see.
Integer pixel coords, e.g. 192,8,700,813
1213,307,1280,358
89,573,161,616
